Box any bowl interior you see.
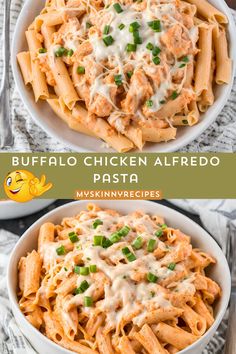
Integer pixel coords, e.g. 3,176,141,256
12,0,236,152
8,200,231,353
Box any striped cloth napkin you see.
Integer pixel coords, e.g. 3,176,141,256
0,199,235,353
0,1,236,152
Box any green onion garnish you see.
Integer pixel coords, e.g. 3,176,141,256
148,20,161,32
132,236,143,250
114,74,123,86
152,46,161,57
103,35,114,46
129,21,140,33
159,100,166,104
39,48,47,54
84,296,93,307
147,239,156,252
153,56,160,65
75,280,90,294
80,267,90,276
56,245,66,256
127,252,136,262
155,229,163,238
86,22,92,29
118,226,131,236
122,247,131,255
181,56,189,63
68,232,79,243
126,43,137,52
168,263,176,271
94,235,104,246
127,71,133,79
67,49,74,57
77,66,85,74
118,23,125,30
55,47,67,57
89,265,97,273
103,25,110,35
110,225,130,243
92,219,103,229
182,119,188,125
179,63,186,68
133,31,142,44
147,272,158,283
74,265,80,274
171,91,179,100
102,238,113,248
146,42,154,50
162,224,167,230
113,3,123,13
146,99,153,108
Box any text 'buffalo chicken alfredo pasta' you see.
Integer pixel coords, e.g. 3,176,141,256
18,204,221,353
17,0,231,152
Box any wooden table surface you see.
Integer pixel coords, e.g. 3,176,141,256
227,0,236,9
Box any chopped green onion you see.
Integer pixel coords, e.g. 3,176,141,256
148,20,161,32
122,247,131,255
67,49,74,57
77,66,85,74
133,31,142,44
171,91,179,100
159,100,166,104
181,56,189,63
146,99,153,108
74,265,80,274
69,232,79,243
89,265,97,273
147,272,158,283
110,225,130,243
146,42,154,50
114,74,123,86
129,21,140,33
179,63,186,68
161,224,167,230
152,46,161,57
118,226,131,236
92,219,103,229
103,35,114,46
103,25,110,35
75,280,90,294
102,238,113,248
86,22,92,29
113,3,123,13
39,48,47,54
56,245,66,256
168,263,176,271
182,119,188,125
84,296,93,307
126,43,137,52
127,71,133,79
155,229,163,238
132,236,143,250
127,252,136,262
147,239,156,252
80,267,90,276
118,23,125,30
55,47,67,57
153,56,160,65
110,233,122,243
94,235,104,246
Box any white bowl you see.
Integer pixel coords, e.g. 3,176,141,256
0,199,55,220
7,200,231,354
11,0,236,152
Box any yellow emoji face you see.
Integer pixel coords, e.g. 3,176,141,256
4,170,53,203
4,170,35,203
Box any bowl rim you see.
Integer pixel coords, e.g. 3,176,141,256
11,0,236,153
7,200,231,354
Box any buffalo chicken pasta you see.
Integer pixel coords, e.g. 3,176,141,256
17,0,231,152
18,204,221,353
